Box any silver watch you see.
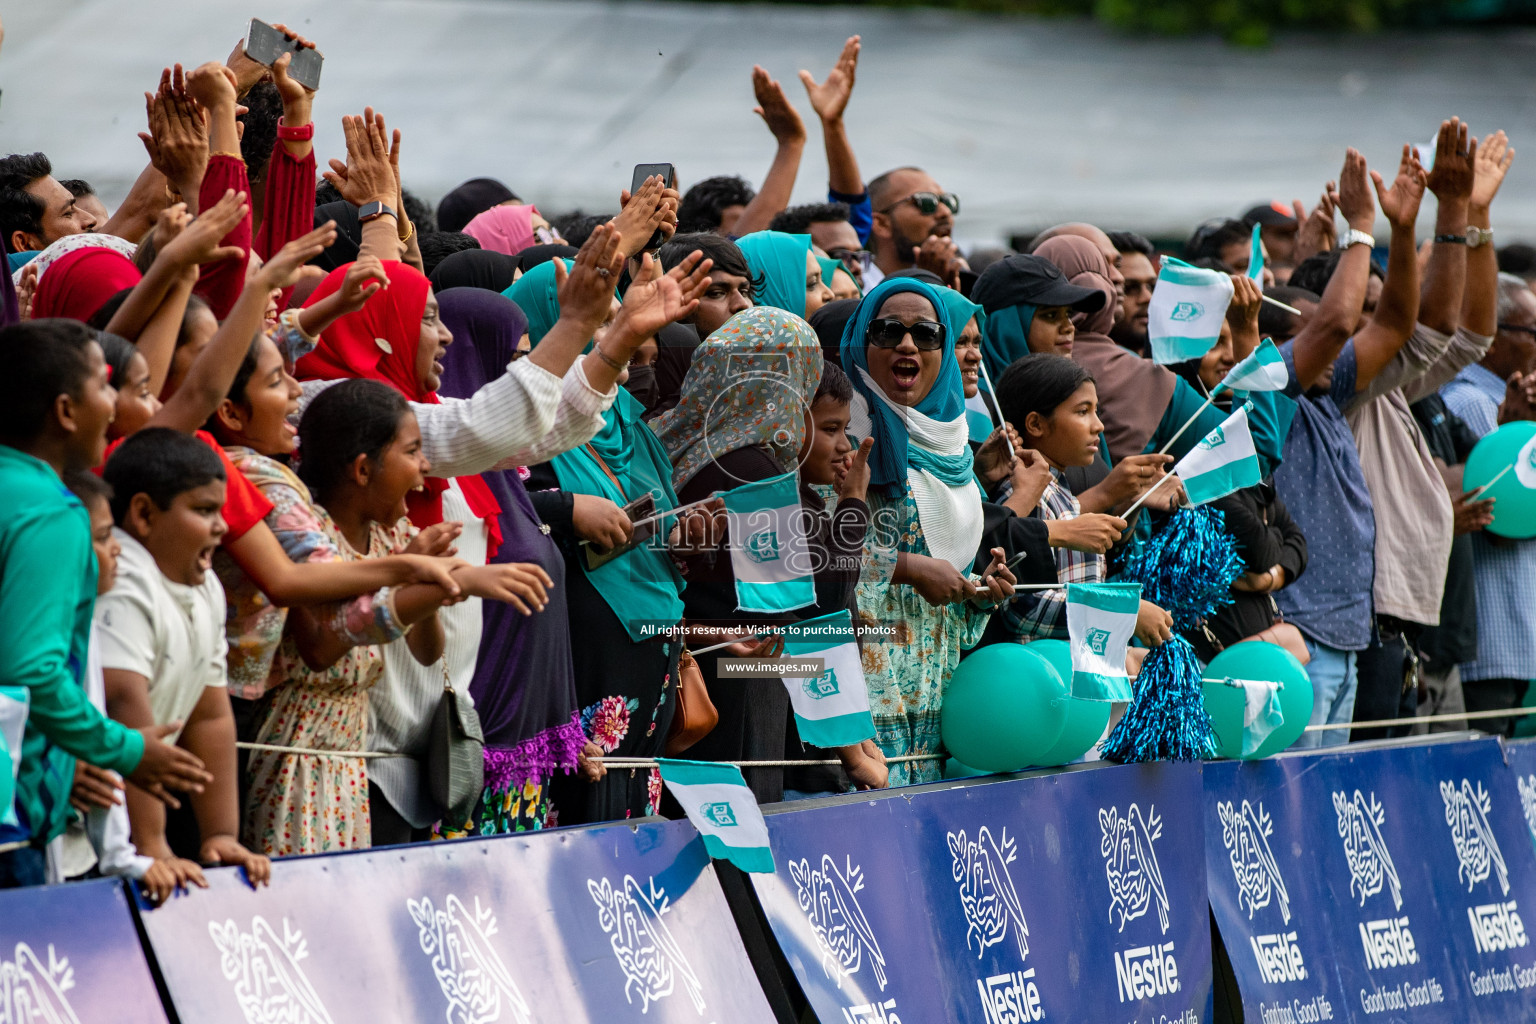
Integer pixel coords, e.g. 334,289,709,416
1341,229,1375,250
1466,226,1494,248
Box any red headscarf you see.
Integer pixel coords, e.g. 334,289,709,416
32,247,142,322
296,260,501,550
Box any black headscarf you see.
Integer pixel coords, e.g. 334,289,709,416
437,178,520,234
647,321,702,420
516,244,579,273
312,201,362,271
428,249,519,294
808,298,859,368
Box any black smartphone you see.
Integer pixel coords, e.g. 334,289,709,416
585,493,658,571
244,19,323,91
630,163,677,251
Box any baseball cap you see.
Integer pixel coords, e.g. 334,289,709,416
971,254,1108,314
1241,201,1297,227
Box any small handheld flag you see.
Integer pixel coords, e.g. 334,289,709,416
720,470,815,614
1065,583,1141,701
1220,337,1289,393
779,610,875,748
658,759,775,873
1173,404,1261,507
1148,258,1235,365
1245,223,1264,281
0,687,28,828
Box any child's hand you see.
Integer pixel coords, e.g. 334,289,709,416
70,760,124,812
403,521,462,558
160,188,248,268
1134,600,1174,646
336,255,389,313
254,221,338,291
141,857,207,904
835,438,873,502
456,563,553,614
201,835,271,888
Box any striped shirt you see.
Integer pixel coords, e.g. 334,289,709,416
1441,362,1536,682
997,475,1104,640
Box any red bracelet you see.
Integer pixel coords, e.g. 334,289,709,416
276,118,314,142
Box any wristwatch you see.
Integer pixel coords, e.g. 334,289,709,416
275,118,314,141
1341,229,1375,250
1466,226,1494,248
357,201,397,224
1434,234,1467,245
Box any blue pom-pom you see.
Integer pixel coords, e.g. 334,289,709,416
1101,636,1214,763
1122,506,1244,630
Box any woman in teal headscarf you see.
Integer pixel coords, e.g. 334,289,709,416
503,258,577,344
936,288,999,446
839,277,1016,786
818,254,861,301
736,230,833,318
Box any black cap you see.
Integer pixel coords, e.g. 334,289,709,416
1241,201,1297,227
970,254,1108,314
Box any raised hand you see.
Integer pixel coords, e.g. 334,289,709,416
159,188,249,267
752,65,807,146
613,249,714,341
836,437,874,502
16,262,37,322
323,108,397,208
554,222,626,328
1471,130,1515,212
799,35,860,124
1292,183,1338,264
1426,118,1476,202
1336,148,1376,232
1227,273,1264,326
140,66,209,201
914,235,966,290
184,60,238,111
613,175,670,259
336,255,390,313
1371,144,1427,230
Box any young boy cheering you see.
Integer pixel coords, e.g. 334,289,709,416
97,427,269,885
0,320,211,888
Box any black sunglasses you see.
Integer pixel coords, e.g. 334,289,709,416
867,317,947,351
879,191,960,217
1499,322,1536,337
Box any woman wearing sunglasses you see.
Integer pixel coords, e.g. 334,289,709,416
840,277,1018,786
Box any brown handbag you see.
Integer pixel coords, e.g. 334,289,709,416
665,646,718,755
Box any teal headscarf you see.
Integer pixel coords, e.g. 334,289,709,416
937,289,995,444
839,277,973,498
980,304,1036,384
817,255,859,299
501,258,571,344
549,388,685,641
737,231,813,317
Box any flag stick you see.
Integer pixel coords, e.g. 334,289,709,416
1465,462,1515,502
1121,467,1179,519
689,633,773,656
1260,294,1301,316
625,495,718,531
976,359,1014,460
1156,392,1216,455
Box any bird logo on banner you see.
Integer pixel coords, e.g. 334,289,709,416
1218,800,1291,925
1517,774,1536,848
1333,790,1403,911
208,916,335,1024
0,942,79,1024
406,893,533,1024
587,874,706,1015
788,854,889,992
1440,779,1511,896
1100,803,1171,935
948,826,1029,960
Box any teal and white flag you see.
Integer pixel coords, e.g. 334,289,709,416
1220,337,1289,393
1236,679,1284,756
721,470,814,614
1174,404,1261,506
1245,222,1264,281
1065,583,1141,701
1148,258,1235,365
658,759,775,873
0,686,28,828
780,610,875,748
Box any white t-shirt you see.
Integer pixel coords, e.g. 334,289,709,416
95,528,228,743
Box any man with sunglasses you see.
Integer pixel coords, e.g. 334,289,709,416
867,166,965,289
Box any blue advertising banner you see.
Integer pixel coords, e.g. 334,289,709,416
1206,736,1536,1024
1503,739,1536,853
0,876,168,1022
136,819,776,1024
750,761,1212,1024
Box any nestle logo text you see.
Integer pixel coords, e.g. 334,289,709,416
1115,942,1180,1002
1469,901,1528,954
977,969,1044,1024
1250,931,1307,984
1359,917,1417,969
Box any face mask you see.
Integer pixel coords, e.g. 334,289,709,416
624,363,660,412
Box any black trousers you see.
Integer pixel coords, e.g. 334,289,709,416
1351,621,1417,742
368,782,428,847
1462,678,1531,738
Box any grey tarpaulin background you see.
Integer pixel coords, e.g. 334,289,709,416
5,0,1536,245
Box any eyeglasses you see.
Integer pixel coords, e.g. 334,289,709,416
866,317,947,351
827,247,874,277
879,191,960,217
1498,322,1536,338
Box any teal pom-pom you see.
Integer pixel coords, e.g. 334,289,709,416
1122,506,1244,631
1101,636,1215,763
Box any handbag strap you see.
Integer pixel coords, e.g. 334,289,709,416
585,444,625,497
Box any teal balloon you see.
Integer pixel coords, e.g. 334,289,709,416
1465,420,1536,539
1026,640,1112,766
1202,678,1247,759
945,757,990,780
942,643,1069,772
1204,641,1313,758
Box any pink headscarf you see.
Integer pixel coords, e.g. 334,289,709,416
462,204,540,256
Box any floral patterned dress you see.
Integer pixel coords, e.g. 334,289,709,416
857,484,991,787
233,453,412,856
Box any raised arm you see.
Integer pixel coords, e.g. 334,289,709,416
1464,131,1513,338
323,108,405,262
1351,145,1427,388
1288,150,1374,388
185,61,254,318
253,28,320,262
1419,118,1475,336
99,163,170,244
136,65,209,215
731,67,807,237
800,36,864,198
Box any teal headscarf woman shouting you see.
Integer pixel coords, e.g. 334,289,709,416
838,276,1016,786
